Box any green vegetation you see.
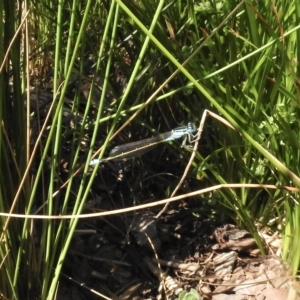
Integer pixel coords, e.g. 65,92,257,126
178,288,203,300
1,0,300,298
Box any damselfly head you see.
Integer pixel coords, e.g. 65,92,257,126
187,122,197,133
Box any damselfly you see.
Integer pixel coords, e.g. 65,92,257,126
89,122,198,166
